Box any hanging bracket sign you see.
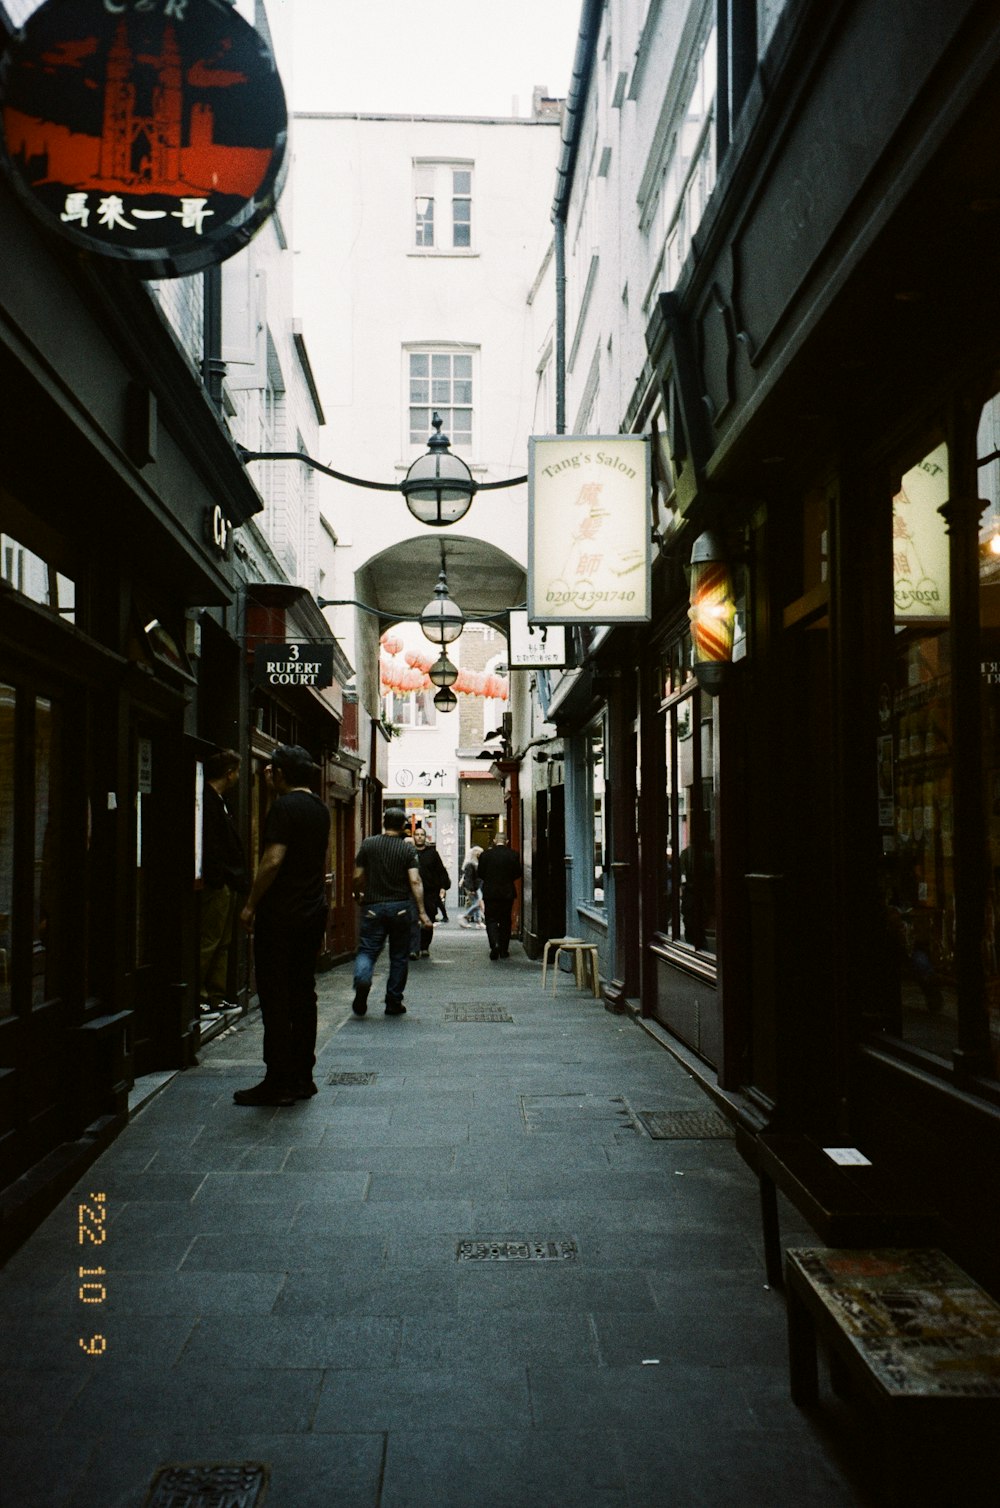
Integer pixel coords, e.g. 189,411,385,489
254,643,334,689
0,0,288,278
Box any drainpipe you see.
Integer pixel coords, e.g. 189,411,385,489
551,0,603,437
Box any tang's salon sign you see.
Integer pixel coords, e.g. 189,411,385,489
0,0,287,277
254,644,334,689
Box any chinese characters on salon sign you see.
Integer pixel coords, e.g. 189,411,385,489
528,436,651,624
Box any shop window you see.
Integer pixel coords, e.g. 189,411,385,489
33,698,61,1006
659,635,717,956
0,685,13,1017
978,392,1000,1075
880,442,957,1057
590,729,605,903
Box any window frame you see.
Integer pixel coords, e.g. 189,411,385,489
411,159,475,253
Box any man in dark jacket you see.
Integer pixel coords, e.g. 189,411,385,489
199,749,250,1015
476,831,522,961
411,827,451,957
235,745,331,1106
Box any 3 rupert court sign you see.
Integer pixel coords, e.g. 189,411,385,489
0,0,288,278
253,643,334,689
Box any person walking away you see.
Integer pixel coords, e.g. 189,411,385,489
353,808,432,1016
459,846,483,926
234,745,330,1106
412,827,451,956
477,832,522,960
199,749,250,1016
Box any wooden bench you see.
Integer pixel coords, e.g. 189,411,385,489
786,1247,1000,1506
751,1132,937,1287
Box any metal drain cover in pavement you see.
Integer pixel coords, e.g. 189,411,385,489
326,1071,377,1085
444,1004,513,1022
521,1094,639,1134
635,1109,734,1139
145,1463,268,1507
458,1238,578,1261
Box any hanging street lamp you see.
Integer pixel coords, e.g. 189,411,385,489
433,685,458,713
428,651,459,687
419,568,465,647
400,414,476,527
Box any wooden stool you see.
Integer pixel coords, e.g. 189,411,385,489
541,937,600,998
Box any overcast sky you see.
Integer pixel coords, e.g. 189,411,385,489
264,0,583,117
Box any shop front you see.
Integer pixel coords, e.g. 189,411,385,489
636,0,1000,1286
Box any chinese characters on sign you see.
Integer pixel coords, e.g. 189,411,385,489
528,436,651,624
392,766,451,791
507,610,566,668
0,0,287,277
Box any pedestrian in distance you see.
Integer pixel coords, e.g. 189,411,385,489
459,846,483,926
411,826,451,957
353,807,432,1016
476,831,522,960
234,745,331,1107
198,749,250,1017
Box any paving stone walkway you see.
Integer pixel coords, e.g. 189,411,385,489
0,925,877,1507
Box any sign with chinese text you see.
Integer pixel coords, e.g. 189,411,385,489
528,435,651,623
0,0,287,278
507,610,566,668
893,441,950,620
253,643,333,689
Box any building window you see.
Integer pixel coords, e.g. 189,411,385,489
413,161,473,250
979,392,1000,1078
1,533,75,623
879,440,957,1060
659,636,717,956
385,689,436,729
409,350,473,448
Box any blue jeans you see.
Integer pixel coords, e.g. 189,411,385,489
355,900,414,1007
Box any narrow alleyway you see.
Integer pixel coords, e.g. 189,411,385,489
2,927,876,1507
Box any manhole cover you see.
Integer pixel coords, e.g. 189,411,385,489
635,1109,734,1139
444,1005,513,1022
520,1094,639,1134
326,1071,377,1086
145,1464,268,1507
457,1238,578,1261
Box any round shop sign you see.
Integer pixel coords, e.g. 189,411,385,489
0,0,287,278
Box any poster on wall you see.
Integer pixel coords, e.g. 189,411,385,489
893,441,950,620
528,435,651,624
507,610,566,668
0,0,287,278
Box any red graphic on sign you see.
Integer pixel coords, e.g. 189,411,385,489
2,20,271,201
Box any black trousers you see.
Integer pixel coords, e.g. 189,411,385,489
253,911,326,1088
483,895,513,956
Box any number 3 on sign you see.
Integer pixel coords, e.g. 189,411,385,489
77,1193,108,1356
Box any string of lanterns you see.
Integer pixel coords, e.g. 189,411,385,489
379,636,508,701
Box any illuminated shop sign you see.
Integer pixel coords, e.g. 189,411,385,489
254,643,334,689
0,0,287,277
528,435,651,624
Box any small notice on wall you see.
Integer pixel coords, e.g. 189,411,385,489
823,1147,873,1166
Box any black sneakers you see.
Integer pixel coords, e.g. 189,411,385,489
352,984,370,1016
233,1080,295,1107
385,1002,407,1016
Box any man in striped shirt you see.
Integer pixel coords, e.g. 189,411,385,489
351,808,431,1017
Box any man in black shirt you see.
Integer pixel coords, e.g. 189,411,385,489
352,808,431,1017
234,745,331,1106
199,749,250,1015
476,831,522,960
411,827,451,958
